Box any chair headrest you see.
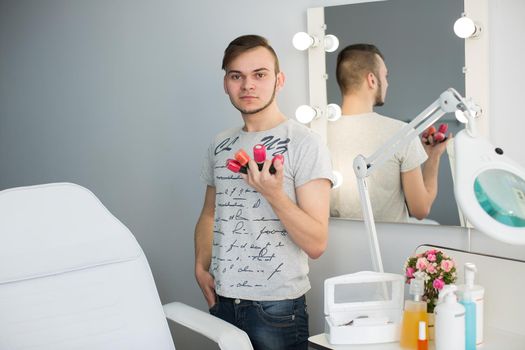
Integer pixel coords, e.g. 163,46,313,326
0,183,142,284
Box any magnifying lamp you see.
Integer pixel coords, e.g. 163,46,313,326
354,88,525,273
454,130,525,244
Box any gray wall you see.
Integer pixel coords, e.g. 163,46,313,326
1,0,524,349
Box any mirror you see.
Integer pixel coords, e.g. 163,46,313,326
323,0,465,225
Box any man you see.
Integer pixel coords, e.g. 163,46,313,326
329,43,449,222
194,35,333,350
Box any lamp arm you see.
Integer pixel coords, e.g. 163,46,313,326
363,88,463,177
355,174,384,273
352,88,471,273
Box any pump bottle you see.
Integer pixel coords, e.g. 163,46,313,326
459,287,477,350
399,275,428,349
434,285,465,350
457,262,484,346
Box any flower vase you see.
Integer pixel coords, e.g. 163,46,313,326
427,312,435,340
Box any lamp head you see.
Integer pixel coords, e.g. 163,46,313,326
454,130,525,245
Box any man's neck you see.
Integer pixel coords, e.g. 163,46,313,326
341,93,374,116
241,104,286,132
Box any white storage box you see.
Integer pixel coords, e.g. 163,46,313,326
324,271,404,345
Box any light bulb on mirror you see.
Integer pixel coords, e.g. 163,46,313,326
455,99,482,124
326,103,342,122
292,32,340,52
295,105,318,124
454,15,480,39
324,34,339,53
455,110,469,124
292,32,317,51
332,170,343,189
295,103,342,124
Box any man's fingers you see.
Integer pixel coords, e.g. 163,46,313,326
273,156,284,173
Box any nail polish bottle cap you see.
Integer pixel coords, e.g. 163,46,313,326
234,149,250,166
253,144,266,163
226,159,241,173
438,123,448,133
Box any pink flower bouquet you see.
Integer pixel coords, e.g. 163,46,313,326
403,249,457,312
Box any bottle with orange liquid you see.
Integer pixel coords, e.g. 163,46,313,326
399,274,428,349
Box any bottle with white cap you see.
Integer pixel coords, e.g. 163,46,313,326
400,274,428,349
417,320,428,350
434,285,465,350
457,262,485,346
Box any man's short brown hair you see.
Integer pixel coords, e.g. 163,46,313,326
222,35,280,73
336,44,384,95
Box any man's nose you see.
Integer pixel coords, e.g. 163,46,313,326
241,77,255,90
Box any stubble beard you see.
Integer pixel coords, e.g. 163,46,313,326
374,79,385,107
231,80,278,115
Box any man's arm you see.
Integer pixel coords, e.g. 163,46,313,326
194,185,217,307
243,159,331,259
402,137,450,220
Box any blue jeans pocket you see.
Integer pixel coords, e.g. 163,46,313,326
255,299,296,328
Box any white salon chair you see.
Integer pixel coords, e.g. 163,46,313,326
0,183,253,350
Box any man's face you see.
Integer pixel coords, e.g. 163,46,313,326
223,47,283,115
374,56,389,107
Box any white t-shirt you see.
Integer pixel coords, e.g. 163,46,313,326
201,119,334,300
328,112,427,222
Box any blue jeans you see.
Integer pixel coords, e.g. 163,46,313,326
209,294,309,350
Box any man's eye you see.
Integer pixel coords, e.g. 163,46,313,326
256,73,266,78
231,75,241,80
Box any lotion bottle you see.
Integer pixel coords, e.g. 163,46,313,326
434,285,465,350
400,275,428,349
457,262,484,346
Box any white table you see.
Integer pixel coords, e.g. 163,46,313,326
309,327,525,350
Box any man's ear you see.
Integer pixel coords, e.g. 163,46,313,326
223,76,228,94
276,71,285,92
366,72,377,89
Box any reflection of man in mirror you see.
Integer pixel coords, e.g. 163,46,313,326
194,34,334,349
329,43,449,222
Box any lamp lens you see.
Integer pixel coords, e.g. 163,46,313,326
474,169,525,227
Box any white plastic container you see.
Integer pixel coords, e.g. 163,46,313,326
457,262,485,346
434,285,465,350
323,271,404,344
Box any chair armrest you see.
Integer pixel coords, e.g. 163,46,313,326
163,302,253,350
